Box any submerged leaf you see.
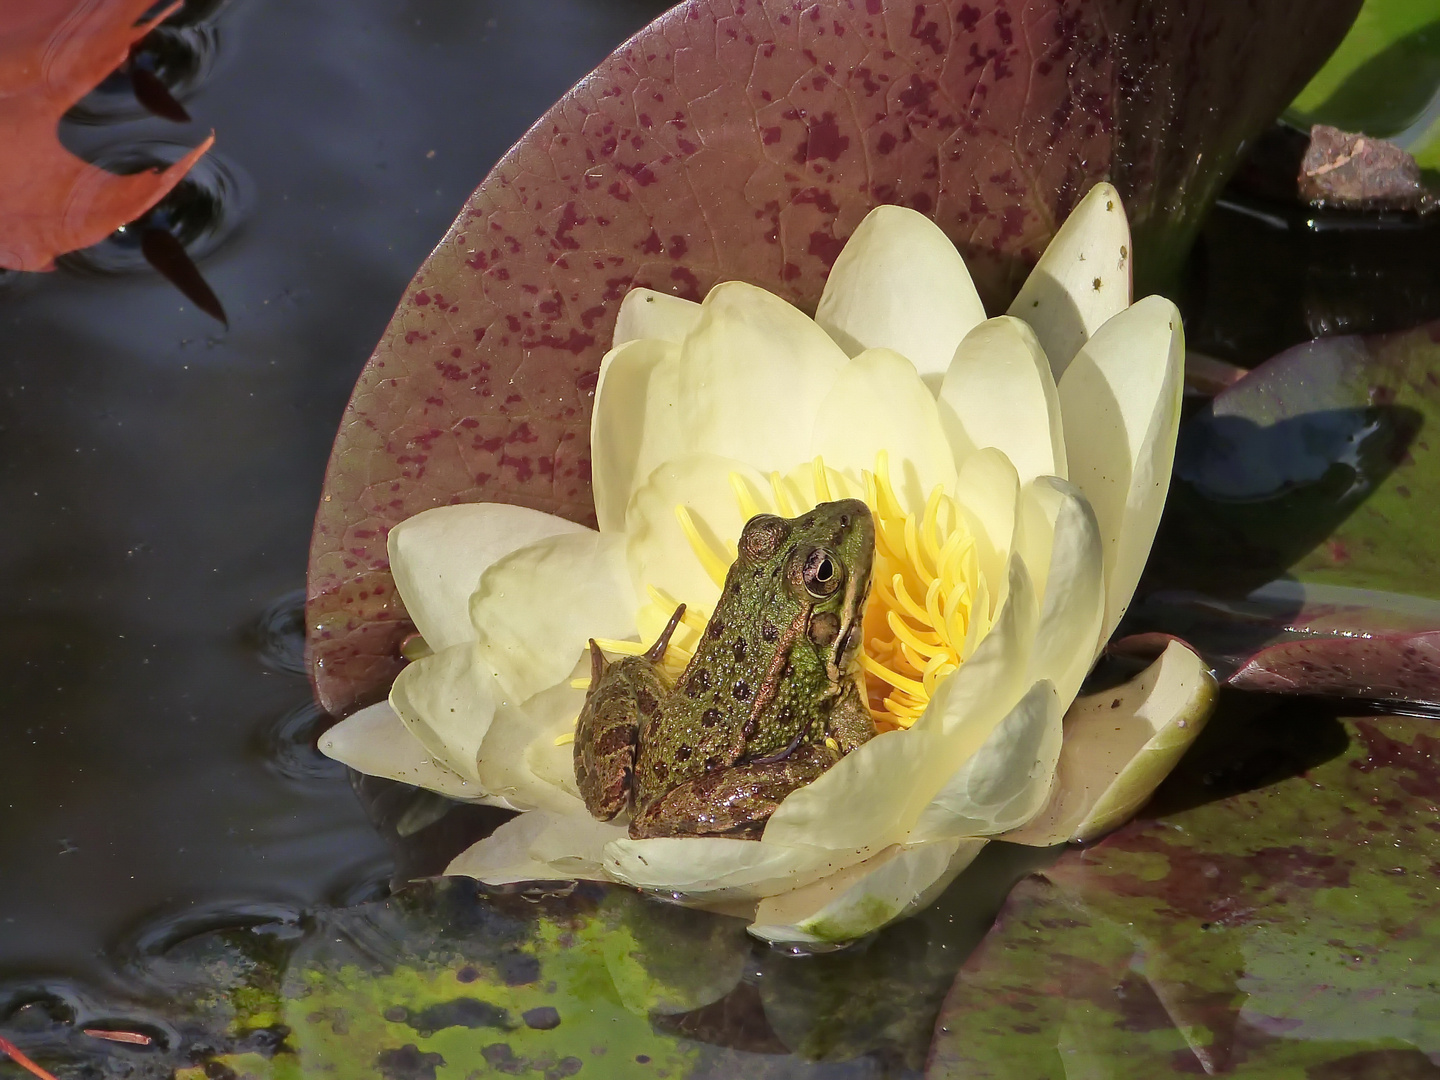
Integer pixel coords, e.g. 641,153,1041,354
305,0,1362,715
0,1,213,271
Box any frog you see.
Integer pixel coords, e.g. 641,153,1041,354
573,498,877,840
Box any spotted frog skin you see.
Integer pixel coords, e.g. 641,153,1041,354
574,499,877,840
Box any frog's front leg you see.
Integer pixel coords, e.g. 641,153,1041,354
630,744,835,840
574,607,685,820
825,678,877,754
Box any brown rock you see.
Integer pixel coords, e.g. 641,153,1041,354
1298,123,1437,213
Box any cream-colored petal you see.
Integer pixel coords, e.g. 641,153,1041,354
810,348,958,509
951,447,1021,607
389,642,503,786
446,810,628,885
624,453,771,616
612,287,703,346
815,203,986,380
749,838,986,946
907,679,1064,842
766,553,1037,853
473,678,590,818
470,530,638,702
388,504,588,652
678,280,849,472
1057,296,1185,643
1007,182,1132,380
1022,477,1106,706
938,316,1067,485
1003,640,1217,846
591,338,681,534
603,836,859,902
319,701,488,802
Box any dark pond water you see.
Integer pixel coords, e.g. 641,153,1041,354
3,1,1438,1076
0,0,675,988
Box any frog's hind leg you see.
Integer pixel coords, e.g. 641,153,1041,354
574,638,675,822
629,745,832,840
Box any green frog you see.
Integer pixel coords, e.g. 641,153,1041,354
574,499,877,840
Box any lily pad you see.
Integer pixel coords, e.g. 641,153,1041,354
1287,0,1440,177
305,0,1363,715
1136,319,1440,706
926,706,1440,1078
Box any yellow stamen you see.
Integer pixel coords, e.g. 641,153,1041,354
730,472,763,520
770,472,796,517
812,457,833,502
675,505,729,588
554,731,576,746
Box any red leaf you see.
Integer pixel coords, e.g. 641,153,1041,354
305,0,1361,716
0,1,213,271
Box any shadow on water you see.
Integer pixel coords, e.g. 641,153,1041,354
1142,689,1352,820
1146,403,1422,600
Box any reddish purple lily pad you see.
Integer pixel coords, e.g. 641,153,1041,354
306,0,1361,715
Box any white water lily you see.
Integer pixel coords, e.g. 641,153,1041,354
321,183,1215,946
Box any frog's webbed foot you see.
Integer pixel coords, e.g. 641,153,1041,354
629,745,832,840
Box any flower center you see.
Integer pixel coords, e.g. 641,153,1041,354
592,454,991,731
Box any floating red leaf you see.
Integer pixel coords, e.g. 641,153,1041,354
0,1,212,271
306,0,1361,715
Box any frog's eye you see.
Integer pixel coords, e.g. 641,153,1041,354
802,548,843,598
740,515,789,561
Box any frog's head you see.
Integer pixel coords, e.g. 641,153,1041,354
735,498,874,683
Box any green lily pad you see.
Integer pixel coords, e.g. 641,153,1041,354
927,707,1440,1077
1137,319,1440,706
1287,0,1440,176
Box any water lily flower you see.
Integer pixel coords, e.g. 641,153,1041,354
321,183,1216,946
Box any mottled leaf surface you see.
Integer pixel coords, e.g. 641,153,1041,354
1137,319,1440,706
0,1,212,271
928,710,1440,1078
306,0,1361,715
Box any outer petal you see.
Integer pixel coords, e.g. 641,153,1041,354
938,316,1067,485
907,680,1064,842
470,530,638,701
1057,295,1185,643
1003,640,1217,846
678,281,849,473
603,837,854,902
591,338,681,533
473,678,590,818
815,204,986,380
749,838,986,946
446,810,628,884
1020,477,1106,706
319,700,493,802
1007,182,1133,380
612,287,702,346
389,642,502,786
765,553,1037,853
810,348,957,509
388,504,587,652
624,453,771,616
